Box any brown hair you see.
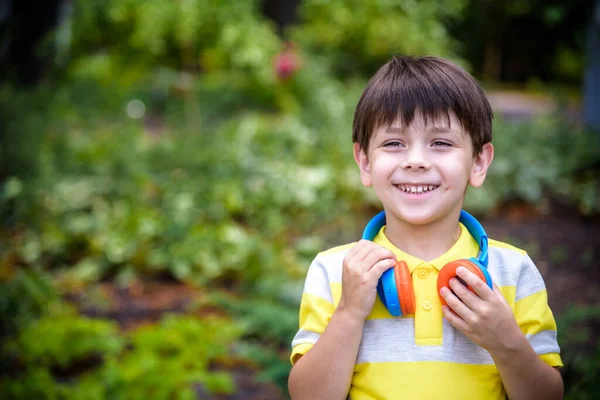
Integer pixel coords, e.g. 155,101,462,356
352,55,493,155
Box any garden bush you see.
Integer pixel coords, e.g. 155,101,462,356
290,0,468,78
557,304,600,400
0,274,244,400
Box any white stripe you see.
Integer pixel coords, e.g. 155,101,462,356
292,325,560,361
488,248,547,301
527,330,560,355
356,318,494,365
291,329,320,349
515,254,547,301
317,250,346,283
487,246,523,287
303,259,333,303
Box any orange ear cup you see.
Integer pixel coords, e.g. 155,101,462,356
437,260,487,307
394,261,416,315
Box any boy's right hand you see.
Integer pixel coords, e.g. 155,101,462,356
338,240,397,320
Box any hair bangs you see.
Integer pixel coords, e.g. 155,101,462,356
352,56,493,155
371,77,456,135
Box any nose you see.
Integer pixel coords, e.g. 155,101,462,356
401,145,431,170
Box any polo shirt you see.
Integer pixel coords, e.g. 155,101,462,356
290,223,562,399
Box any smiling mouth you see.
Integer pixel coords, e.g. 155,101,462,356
395,184,440,194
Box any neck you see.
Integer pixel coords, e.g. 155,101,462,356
383,212,462,262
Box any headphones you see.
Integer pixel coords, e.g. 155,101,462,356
362,210,493,317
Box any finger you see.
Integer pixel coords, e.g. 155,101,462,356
368,258,396,279
345,240,371,265
363,246,396,269
442,305,470,333
440,286,475,321
348,240,379,263
345,240,363,260
448,277,482,310
456,267,494,300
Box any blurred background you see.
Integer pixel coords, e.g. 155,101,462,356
1,0,599,399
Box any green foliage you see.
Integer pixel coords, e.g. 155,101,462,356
0,66,369,287
203,272,308,393
1,310,123,400
1,368,70,400
206,285,301,392
1,312,243,400
65,0,281,87
8,313,124,368
449,0,589,84
0,268,63,382
1,262,245,399
209,277,302,344
291,0,467,77
0,86,53,179
235,341,292,393
464,116,600,215
556,305,600,400
97,315,241,399
0,269,59,342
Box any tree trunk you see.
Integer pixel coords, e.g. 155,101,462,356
584,0,600,130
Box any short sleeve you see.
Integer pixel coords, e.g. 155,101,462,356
290,255,336,365
514,253,563,367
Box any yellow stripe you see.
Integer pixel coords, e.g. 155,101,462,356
488,238,527,255
498,285,517,310
290,343,313,365
299,293,334,332
319,243,355,256
540,353,563,367
368,294,404,320
330,282,342,307
351,362,505,399
514,289,557,335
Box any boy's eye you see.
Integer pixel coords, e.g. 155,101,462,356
383,141,404,147
432,140,452,147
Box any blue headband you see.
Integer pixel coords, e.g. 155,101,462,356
361,210,489,268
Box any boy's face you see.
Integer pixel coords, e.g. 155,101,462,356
353,112,493,228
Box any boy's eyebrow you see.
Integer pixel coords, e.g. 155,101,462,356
384,126,457,134
427,126,457,134
385,126,404,133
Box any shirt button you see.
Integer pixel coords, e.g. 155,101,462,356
422,300,433,311
418,269,429,279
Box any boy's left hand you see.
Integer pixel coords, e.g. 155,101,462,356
440,266,523,355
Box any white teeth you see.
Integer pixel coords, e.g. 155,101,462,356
397,184,438,194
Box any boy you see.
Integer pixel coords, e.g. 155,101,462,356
288,56,563,399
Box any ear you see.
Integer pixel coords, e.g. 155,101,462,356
469,143,494,188
353,143,372,187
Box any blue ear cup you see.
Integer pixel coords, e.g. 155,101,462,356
378,268,401,317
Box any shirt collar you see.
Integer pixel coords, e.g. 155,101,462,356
372,223,480,273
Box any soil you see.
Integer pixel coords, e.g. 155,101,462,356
481,199,600,315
